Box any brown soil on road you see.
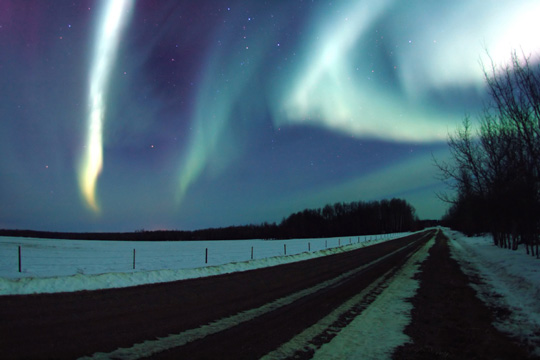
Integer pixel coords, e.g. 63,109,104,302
0,231,432,360
393,231,535,360
144,232,431,360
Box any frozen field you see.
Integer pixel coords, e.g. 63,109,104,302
0,232,407,295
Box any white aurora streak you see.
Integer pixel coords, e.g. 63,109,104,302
276,0,453,142
79,0,134,212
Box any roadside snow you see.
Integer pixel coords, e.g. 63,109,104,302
82,236,421,360
0,233,409,295
445,229,540,356
262,234,435,360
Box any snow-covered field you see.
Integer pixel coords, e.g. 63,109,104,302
0,233,407,295
446,229,540,356
4,228,539,357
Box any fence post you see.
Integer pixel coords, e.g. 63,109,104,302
205,248,208,264
308,242,311,252
251,246,254,260
284,244,287,255
133,249,136,270
18,246,21,273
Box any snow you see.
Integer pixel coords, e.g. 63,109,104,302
307,236,435,360
0,233,409,295
82,234,422,360
7,228,539,357
445,229,540,356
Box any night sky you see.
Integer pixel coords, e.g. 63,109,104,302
1,0,539,232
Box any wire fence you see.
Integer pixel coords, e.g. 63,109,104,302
0,233,406,278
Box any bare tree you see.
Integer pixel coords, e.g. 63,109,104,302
436,51,540,257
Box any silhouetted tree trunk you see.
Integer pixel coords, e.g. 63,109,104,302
436,51,540,255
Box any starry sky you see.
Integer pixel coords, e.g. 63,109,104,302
1,0,539,232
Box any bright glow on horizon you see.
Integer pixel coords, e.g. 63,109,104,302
79,0,134,212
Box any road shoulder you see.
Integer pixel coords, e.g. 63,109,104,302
393,230,533,360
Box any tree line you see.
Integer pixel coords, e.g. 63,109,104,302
0,198,422,241
279,198,419,239
437,51,540,258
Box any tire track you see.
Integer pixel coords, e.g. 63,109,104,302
82,233,433,360
0,230,434,359
141,231,434,359
262,233,435,359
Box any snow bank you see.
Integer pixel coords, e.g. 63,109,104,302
445,229,540,356
0,233,409,295
309,238,434,359
262,235,435,360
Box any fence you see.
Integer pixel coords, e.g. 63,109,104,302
0,233,406,278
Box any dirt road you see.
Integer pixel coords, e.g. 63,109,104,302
393,231,534,360
0,231,433,359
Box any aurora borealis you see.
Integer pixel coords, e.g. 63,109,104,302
1,0,539,232
80,0,134,212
